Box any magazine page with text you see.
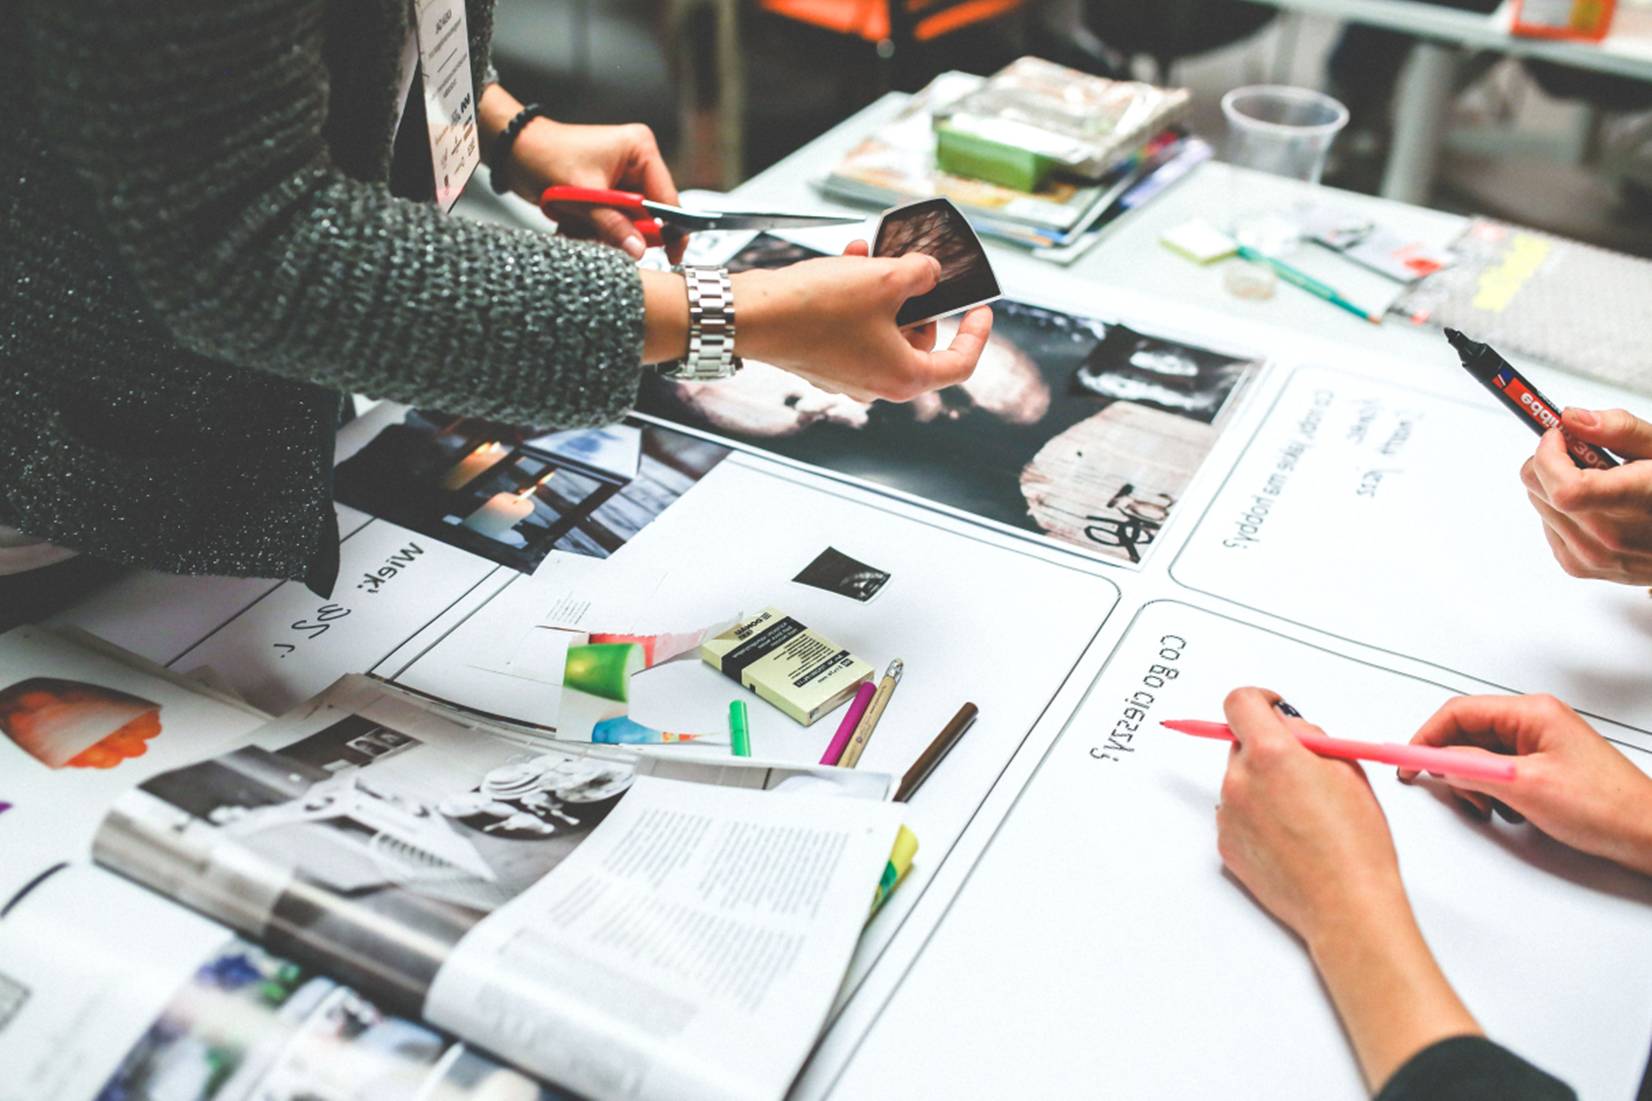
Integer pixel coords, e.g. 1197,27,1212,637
90,676,904,1101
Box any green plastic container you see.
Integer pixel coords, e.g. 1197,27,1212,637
935,121,1057,192
563,643,643,703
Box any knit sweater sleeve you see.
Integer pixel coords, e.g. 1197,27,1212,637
1374,1036,1576,1101
22,0,643,428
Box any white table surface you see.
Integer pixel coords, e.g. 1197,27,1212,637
726,93,1474,366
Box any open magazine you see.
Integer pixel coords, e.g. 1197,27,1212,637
0,865,572,1101
0,629,904,1101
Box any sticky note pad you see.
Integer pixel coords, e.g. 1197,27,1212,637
699,608,872,726
1161,219,1238,264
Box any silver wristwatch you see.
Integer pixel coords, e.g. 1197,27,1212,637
659,265,742,381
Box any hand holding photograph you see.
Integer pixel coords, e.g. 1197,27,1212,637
873,197,1002,327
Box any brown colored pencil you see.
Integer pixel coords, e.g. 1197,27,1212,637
894,703,978,802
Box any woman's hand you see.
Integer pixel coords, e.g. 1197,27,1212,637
1216,687,1481,1092
1215,687,1408,943
1521,408,1652,585
480,85,682,259
1403,694,1652,875
733,241,992,402
511,119,682,261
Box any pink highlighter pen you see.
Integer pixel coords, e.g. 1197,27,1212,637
821,681,877,766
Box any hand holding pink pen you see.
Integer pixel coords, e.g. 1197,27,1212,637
1161,719,1518,784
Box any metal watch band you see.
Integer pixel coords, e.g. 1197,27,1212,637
660,266,742,381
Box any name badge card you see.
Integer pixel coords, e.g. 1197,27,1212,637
414,0,480,211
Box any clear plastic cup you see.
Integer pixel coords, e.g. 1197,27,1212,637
1221,85,1349,255
1221,85,1349,184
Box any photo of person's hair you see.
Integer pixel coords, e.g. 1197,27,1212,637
874,198,1001,327
640,235,1260,568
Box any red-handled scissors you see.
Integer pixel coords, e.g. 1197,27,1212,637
540,186,862,249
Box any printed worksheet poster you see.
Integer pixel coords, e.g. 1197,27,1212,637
386,453,1123,976
57,506,503,715
162,513,503,714
826,601,1652,1101
1172,365,1652,733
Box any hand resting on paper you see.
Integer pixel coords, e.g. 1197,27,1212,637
1521,408,1652,585
1215,687,1482,1092
1401,694,1652,876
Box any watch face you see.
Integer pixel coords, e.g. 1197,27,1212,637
873,197,1001,328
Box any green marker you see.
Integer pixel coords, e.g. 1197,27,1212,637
1235,244,1381,325
729,699,751,757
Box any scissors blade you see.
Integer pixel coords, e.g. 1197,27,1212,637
699,212,865,230
640,201,861,232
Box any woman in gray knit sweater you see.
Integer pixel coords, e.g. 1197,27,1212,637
0,0,990,613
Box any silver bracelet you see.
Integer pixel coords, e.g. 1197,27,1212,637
659,265,742,381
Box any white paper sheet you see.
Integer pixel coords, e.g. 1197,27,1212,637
51,506,504,716
1171,365,1652,736
827,600,1652,1100
39,264,1652,1101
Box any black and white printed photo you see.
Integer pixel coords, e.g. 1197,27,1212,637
640,235,1261,567
108,708,639,1004
792,547,892,602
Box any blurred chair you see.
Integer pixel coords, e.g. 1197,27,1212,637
664,0,747,187
759,0,1029,91
1078,0,1275,82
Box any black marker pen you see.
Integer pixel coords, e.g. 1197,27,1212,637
1444,329,1618,470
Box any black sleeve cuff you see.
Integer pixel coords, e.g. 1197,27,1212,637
1375,1036,1576,1101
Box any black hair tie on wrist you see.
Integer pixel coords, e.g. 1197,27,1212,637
489,103,547,195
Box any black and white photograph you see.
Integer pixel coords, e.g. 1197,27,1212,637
640,235,1261,567
334,412,730,574
102,705,640,1007
792,547,893,603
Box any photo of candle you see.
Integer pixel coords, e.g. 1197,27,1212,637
335,410,730,573
439,440,508,491
461,473,553,540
